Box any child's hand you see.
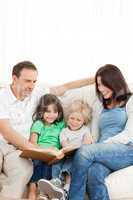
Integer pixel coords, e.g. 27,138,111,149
61,139,70,147
48,150,65,165
56,149,64,159
82,135,93,145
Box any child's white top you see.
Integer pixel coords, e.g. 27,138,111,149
60,125,91,147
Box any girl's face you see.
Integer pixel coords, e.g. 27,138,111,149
67,112,84,131
97,76,113,99
43,104,58,124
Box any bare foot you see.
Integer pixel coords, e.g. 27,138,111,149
28,193,37,200
28,182,37,200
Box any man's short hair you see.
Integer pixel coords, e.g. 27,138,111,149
12,61,37,78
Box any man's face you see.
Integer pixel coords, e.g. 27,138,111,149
12,68,38,99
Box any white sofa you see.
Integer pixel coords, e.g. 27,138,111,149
61,84,133,200
0,84,133,200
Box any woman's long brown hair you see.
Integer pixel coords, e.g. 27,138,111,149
95,64,132,108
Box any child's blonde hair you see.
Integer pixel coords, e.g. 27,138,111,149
65,100,92,125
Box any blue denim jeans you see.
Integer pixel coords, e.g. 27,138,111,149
52,159,64,179
87,163,111,200
30,160,52,183
52,157,73,181
69,143,133,200
60,157,73,177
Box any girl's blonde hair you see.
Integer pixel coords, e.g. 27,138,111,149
65,100,92,125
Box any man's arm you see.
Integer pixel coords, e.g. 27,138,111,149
50,77,95,96
0,119,36,150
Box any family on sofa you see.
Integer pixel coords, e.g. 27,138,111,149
0,61,133,200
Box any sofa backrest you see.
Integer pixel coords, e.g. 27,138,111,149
61,83,133,106
1,83,133,142
1,83,133,107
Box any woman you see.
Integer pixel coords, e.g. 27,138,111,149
68,64,133,200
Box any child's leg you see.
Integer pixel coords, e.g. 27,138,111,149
37,159,72,199
28,160,41,199
64,173,71,184
28,182,37,200
52,159,64,179
28,160,52,199
63,173,71,191
37,161,64,199
59,157,73,196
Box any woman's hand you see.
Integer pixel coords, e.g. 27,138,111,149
50,85,67,96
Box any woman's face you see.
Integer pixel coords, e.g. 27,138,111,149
97,76,113,99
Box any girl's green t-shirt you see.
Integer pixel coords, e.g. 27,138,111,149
30,120,65,149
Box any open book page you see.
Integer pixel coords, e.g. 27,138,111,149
20,147,60,164
20,145,80,165
48,144,80,165
61,144,80,155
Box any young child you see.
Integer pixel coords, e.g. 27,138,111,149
28,94,65,200
38,100,93,199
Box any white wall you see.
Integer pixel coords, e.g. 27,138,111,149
0,0,133,85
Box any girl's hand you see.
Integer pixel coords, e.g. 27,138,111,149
48,149,65,165
83,135,93,145
56,149,64,159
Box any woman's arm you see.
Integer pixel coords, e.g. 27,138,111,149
104,95,133,144
50,77,95,96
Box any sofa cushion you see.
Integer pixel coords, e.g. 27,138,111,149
106,165,133,200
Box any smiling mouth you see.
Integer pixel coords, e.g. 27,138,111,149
102,93,108,96
71,124,78,128
47,118,54,121
25,90,32,93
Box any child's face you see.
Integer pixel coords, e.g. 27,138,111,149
43,104,58,124
67,112,84,131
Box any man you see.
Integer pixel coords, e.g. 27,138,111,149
0,61,93,199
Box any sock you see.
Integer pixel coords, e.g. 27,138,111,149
64,183,70,192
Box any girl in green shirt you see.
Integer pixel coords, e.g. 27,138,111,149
28,94,65,200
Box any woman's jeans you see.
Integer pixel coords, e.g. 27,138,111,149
69,143,133,200
87,162,111,200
